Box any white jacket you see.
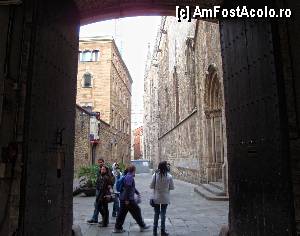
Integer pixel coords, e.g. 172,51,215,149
150,172,174,204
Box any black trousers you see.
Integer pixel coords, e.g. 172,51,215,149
98,200,109,225
115,200,145,230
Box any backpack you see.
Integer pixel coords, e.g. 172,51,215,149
116,175,126,192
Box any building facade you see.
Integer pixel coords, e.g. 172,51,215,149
74,105,101,174
144,17,227,192
77,36,132,164
133,126,143,160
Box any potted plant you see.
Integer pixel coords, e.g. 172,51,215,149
76,165,99,196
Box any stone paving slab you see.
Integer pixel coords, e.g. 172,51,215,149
73,173,228,236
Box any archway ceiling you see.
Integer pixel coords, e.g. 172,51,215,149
75,0,223,25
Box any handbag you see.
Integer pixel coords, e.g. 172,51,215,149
101,184,116,203
103,192,116,203
149,172,157,207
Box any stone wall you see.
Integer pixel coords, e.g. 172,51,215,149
110,42,132,164
194,20,227,184
143,43,159,167
96,120,113,163
74,106,91,175
144,17,226,185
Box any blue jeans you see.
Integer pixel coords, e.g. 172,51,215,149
153,204,168,231
91,190,100,221
112,193,120,216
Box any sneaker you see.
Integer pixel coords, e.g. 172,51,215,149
113,228,126,233
86,219,98,224
140,225,151,232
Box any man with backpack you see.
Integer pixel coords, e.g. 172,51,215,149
112,163,122,217
113,164,150,233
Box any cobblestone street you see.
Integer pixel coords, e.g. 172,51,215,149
73,173,228,236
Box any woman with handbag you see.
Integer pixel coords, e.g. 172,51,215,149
96,165,113,227
150,161,174,236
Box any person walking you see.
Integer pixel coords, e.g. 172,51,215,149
150,161,174,236
112,162,121,217
113,164,150,233
87,158,105,224
96,165,113,227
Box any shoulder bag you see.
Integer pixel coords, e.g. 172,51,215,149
149,172,157,207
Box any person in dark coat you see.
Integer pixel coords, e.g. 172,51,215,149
96,165,113,227
87,158,105,224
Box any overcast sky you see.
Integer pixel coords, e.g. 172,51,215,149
80,16,162,129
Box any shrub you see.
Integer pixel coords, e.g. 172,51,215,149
77,165,98,187
118,162,126,173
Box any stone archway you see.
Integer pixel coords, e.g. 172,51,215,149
204,64,224,182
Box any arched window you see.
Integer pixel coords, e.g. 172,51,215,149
92,50,100,61
83,72,92,87
82,50,92,62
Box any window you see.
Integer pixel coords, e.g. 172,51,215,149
83,72,92,87
82,50,92,62
92,50,100,61
78,51,82,61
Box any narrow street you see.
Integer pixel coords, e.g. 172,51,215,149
73,173,228,236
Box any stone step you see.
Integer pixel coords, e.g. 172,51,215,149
201,183,226,196
194,185,229,201
210,181,224,191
